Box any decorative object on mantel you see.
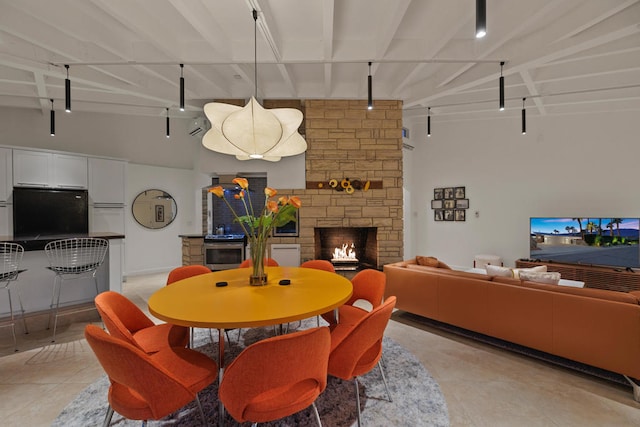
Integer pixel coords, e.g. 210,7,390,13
209,178,301,285
306,178,382,192
432,186,468,221
202,9,307,162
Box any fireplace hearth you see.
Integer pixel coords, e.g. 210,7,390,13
314,227,378,270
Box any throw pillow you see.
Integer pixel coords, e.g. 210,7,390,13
438,260,452,270
519,271,561,285
511,265,547,279
416,256,440,268
485,264,514,277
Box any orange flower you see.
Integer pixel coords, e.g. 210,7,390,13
278,196,289,205
209,186,224,198
232,177,249,189
266,200,278,213
289,196,302,208
264,187,277,198
234,190,245,199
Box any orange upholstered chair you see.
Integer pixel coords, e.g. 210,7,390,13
84,324,217,426
238,258,279,268
166,265,211,285
300,259,336,272
95,291,188,354
327,296,396,427
322,268,386,327
219,327,331,426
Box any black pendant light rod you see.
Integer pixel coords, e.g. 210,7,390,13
253,9,258,99
522,97,526,135
499,61,505,111
165,108,170,138
179,64,185,111
476,0,486,38
367,62,373,110
427,107,431,138
50,99,55,136
64,64,71,113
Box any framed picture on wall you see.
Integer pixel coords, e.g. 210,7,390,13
155,205,164,222
443,188,454,199
455,209,466,221
434,188,444,200
454,186,466,199
431,200,443,209
444,209,454,221
434,209,444,221
444,199,455,209
455,199,469,209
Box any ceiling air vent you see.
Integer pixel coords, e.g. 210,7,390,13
188,116,211,137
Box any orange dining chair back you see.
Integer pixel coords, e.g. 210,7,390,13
322,268,386,327
238,258,280,268
327,296,396,427
300,259,336,273
166,265,211,285
95,291,188,354
84,324,217,426
219,327,331,426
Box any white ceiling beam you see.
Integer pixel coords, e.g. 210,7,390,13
519,69,546,115
323,0,335,97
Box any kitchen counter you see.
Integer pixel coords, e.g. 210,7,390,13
0,232,125,251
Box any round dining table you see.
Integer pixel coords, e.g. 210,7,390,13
148,266,353,424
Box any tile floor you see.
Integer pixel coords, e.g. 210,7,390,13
1,272,640,426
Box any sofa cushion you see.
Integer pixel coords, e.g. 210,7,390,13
511,265,547,279
415,256,452,269
406,264,489,281
485,265,514,277
518,271,560,285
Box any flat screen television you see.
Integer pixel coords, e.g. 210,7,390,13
530,217,640,269
13,187,89,238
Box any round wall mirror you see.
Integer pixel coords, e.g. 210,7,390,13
132,189,178,229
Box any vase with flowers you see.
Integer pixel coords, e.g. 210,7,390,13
209,178,301,285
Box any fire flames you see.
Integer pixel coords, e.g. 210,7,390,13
332,243,358,261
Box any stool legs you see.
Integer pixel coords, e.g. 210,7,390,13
2,285,28,351
49,274,101,342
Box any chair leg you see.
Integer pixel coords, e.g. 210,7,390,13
312,401,322,427
354,377,362,427
194,392,207,426
15,284,28,334
6,287,17,351
377,360,392,402
102,405,114,427
50,276,63,342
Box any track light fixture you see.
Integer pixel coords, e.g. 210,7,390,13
64,65,71,113
476,0,486,38
522,98,526,135
179,64,185,111
367,62,373,110
499,61,505,111
427,107,431,138
50,99,55,136
165,108,170,138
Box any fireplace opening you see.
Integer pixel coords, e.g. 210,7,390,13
314,227,378,270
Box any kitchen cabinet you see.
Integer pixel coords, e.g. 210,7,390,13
0,148,11,202
90,206,125,234
89,157,126,205
0,204,10,236
13,150,87,189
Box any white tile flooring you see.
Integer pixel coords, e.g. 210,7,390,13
1,272,640,426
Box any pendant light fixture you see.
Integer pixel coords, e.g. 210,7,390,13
165,108,170,138
427,107,431,138
499,61,505,111
202,9,306,162
521,98,526,135
50,99,55,136
367,62,373,110
64,65,71,113
179,64,185,111
476,0,486,38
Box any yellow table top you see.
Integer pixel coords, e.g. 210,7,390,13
148,267,353,329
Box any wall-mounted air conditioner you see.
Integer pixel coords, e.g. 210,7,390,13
188,116,211,137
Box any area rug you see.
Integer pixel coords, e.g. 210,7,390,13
53,320,449,427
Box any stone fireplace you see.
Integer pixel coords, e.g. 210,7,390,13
314,227,378,271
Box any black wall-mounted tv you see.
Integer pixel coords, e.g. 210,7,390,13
13,187,89,238
530,217,640,269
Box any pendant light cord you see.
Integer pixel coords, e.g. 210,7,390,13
253,9,258,99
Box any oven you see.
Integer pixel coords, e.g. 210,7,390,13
204,234,246,270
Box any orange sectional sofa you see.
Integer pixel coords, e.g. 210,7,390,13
384,258,640,399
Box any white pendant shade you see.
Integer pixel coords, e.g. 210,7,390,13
202,97,307,162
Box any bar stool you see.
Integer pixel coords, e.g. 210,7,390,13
0,243,28,351
45,238,108,342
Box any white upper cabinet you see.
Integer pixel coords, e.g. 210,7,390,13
52,153,88,189
88,157,126,205
13,150,87,189
0,148,12,202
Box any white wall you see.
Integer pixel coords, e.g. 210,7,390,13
404,110,640,268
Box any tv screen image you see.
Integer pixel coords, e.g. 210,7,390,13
13,187,89,238
530,217,640,269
